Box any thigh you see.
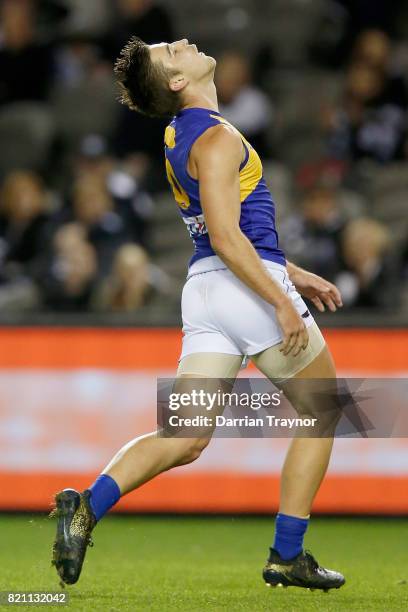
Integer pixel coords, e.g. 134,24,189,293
177,352,243,379
250,321,326,382
280,346,340,436
252,326,339,436
168,352,244,439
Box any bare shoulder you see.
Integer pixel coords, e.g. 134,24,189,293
191,123,242,165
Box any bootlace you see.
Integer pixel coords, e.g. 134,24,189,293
304,550,319,571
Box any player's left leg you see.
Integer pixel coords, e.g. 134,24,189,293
250,324,345,591
51,352,243,585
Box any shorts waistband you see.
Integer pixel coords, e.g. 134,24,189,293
187,256,287,279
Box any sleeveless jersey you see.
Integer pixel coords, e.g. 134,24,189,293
164,107,285,269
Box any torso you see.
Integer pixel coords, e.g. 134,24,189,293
164,107,285,270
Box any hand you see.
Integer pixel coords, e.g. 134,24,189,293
276,298,309,356
289,268,342,313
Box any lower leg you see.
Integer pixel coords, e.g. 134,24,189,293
279,346,337,517
87,355,243,520
278,437,333,517
252,341,337,558
272,435,333,559
276,347,337,558
103,431,202,495
86,432,206,521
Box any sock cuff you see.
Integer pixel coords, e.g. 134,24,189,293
273,512,309,560
276,513,309,528
88,474,121,522
99,474,121,496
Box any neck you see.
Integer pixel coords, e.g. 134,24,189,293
181,80,218,112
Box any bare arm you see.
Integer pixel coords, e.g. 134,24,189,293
190,124,308,356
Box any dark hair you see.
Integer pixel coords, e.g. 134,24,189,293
114,36,182,118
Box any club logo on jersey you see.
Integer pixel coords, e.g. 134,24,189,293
182,213,208,238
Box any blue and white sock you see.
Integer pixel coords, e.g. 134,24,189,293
87,474,121,522
273,512,309,560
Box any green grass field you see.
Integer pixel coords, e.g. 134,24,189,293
0,515,407,611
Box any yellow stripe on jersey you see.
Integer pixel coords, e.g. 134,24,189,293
165,158,190,209
164,125,176,148
239,146,262,202
210,114,263,203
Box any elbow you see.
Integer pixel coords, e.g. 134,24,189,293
209,228,241,256
209,235,225,254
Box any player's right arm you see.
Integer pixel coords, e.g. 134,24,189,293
190,124,308,356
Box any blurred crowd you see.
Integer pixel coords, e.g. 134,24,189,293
0,0,407,315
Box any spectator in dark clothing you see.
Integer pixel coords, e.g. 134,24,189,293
0,170,51,281
337,217,400,309
40,222,97,311
280,186,347,283
72,141,154,251
113,108,167,187
0,0,54,106
107,169,154,251
324,61,407,163
70,175,131,276
215,51,273,158
351,30,407,109
310,0,405,68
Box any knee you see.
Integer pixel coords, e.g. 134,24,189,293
176,437,210,466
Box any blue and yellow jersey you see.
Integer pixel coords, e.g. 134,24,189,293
164,107,285,268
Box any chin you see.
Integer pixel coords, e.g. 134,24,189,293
206,56,216,75
197,56,216,81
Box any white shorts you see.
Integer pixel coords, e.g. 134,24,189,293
179,256,315,361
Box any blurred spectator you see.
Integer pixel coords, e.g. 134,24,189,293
352,29,391,71
0,1,57,176
61,0,110,38
352,30,407,107
93,242,173,312
0,171,51,280
336,217,400,308
54,35,104,89
70,175,130,275
324,60,407,163
40,222,97,311
280,186,347,282
296,159,348,192
73,134,115,183
71,141,154,250
0,170,47,312
310,0,405,68
93,243,150,311
0,0,54,105
216,51,273,157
